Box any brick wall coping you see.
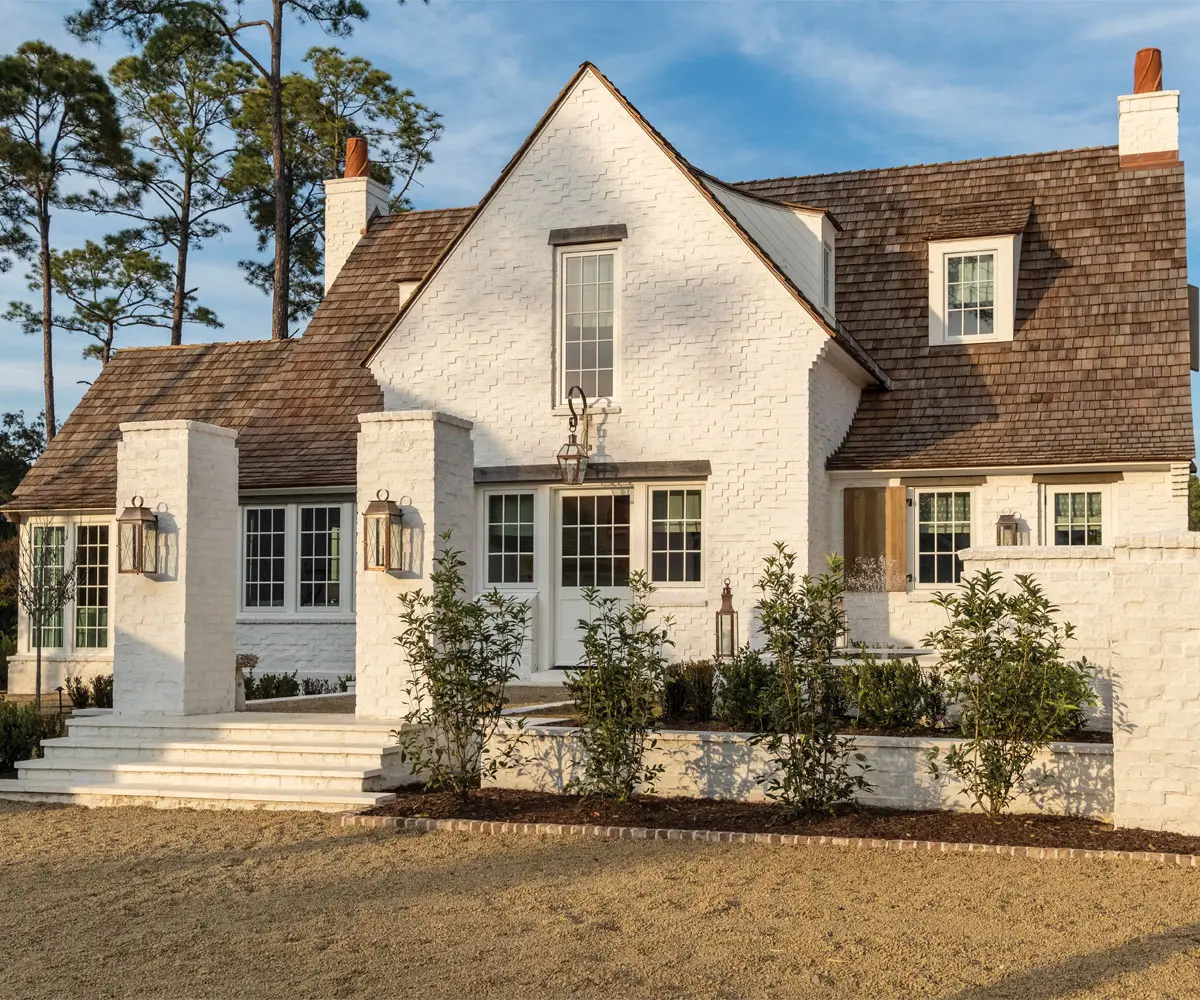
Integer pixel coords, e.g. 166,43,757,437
117,419,238,439
358,410,472,430
341,813,1197,866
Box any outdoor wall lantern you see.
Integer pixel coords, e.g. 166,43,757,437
995,513,1029,546
714,578,738,661
117,496,159,575
556,385,590,485
363,489,405,572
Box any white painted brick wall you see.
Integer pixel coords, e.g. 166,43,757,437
355,411,475,720
323,175,390,291
112,420,238,716
1118,90,1180,158
235,621,355,679
370,68,866,665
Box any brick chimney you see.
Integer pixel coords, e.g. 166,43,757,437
1118,48,1181,169
323,137,390,291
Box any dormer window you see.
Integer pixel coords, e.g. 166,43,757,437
946,253,995,337
928,235,1019,346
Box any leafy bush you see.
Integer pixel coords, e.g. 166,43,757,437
749,545,871,815
566,572,672,801
242,670,300,700
851,654,946,731
0,701,66,771
925,569,1098,818
714,647,779,732
301,677,338,696
661,660,715,722
0,634,15,691
90,673,113,709
65,675,91,710
393,534,529,801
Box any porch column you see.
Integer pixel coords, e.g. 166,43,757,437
112,420,238,716
355,411,475,720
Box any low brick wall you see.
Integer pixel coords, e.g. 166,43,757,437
487,725,1113,820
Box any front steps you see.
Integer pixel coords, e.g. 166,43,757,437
0,712,409,812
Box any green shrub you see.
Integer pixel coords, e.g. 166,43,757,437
337,674,352,692
748,545,871,816
0,701,66,770
715,648,779,732
661,660,715,722
567,572,672,801
851,654,946,731
925,569,1098,818
242,670,300,700
65,675,91,710
0,634,15,691
393,534,529,801
301,676,338,696
90,673,113,709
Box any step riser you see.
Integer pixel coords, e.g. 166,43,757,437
42,745,399,769
0,789,386,812
66,723,400,746
19,765,385,793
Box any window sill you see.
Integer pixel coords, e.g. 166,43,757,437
552,403,621,417
930,333,1012,347
238,614,356,625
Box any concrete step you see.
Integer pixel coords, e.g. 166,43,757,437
0,777,393,813
16,757,388,793
65,716,402,747
39,735,404,769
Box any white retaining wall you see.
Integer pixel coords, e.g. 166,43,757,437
488,725,1113,819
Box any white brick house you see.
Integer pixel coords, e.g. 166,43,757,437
5,57,1194,717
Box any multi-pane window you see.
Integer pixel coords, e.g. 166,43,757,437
487,493,534,585
74,525,109,649
917,491,971,585
244,508,286,608
562,250,615,399
561,494,630,588
1054,492,1102,546
946,253,995,338
822,244,832,307
299,506,341,608
30,526,65,649
650,489,702,583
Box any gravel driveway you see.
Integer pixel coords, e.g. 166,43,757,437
2,801,1198,999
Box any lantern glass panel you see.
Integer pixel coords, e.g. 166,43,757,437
118,520,138,574
143,519,158,574
388,515,403,571
364,515,385,570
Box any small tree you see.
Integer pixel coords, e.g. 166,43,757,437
15,520,77,710
392,533,529,802
925,569,1098,818
565,573,672,801
750,545,870,815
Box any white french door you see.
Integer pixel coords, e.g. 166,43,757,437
554,491,632,668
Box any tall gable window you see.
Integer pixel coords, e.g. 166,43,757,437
560,247,616,401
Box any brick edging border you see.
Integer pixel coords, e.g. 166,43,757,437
340,813,1200,867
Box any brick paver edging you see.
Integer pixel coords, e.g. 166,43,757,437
340,813,1200,866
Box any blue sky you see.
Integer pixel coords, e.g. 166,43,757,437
3,0,1200,450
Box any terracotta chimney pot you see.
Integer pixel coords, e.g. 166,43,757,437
1133,48,1163,94
344,137,369,178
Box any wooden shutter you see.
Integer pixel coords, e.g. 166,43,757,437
843,486,907,592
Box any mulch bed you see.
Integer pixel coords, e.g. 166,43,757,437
368,786,1200,855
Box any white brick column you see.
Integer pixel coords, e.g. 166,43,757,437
355,411,475,720
113,420,238,716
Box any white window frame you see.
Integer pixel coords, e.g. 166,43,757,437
1046,485,1110,547
647,483,706,589
481,489,538,589
910,487,975,590
822,242,833,308
238,502,355,618
557,242,621,406
928,235,1019,346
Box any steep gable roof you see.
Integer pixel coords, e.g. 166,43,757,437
8,207,473,511
738,148,1194,469
363,63,889,388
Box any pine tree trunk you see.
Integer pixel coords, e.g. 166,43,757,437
269,0,290,341
38,200,56,443
172,177,191,346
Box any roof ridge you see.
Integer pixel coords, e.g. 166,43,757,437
112,339,293,355
735,145,1119,187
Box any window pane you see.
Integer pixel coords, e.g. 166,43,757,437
74,525,110,649
299,506,342,608
651,489,702,584
31,526,66,649
244,508,286,608
487,492,535,584
916,491,971,583
1053,491,1102,547
562,251,615,400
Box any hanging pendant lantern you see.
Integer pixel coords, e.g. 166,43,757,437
556,385,590,486
714,578,738,660
117,496,159,575
363,489,405,572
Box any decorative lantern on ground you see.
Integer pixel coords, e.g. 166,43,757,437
117,496,159,574
715,578,738,660
556,385,590,486
362,489,404,572
995,513,1028,546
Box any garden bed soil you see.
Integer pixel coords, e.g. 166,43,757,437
368,786,1199,855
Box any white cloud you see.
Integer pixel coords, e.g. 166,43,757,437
1082,6,1200,42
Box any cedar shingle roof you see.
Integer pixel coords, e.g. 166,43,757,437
9,207,473,510
737,147,1194,470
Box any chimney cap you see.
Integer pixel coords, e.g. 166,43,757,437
1134,48,1163,94
344,137,368,178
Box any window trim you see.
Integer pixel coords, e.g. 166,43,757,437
822,242,833,308
647,483,706,589
927,235,1018,346
482,489,538,589
557,241,621,406
910,486,975,590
